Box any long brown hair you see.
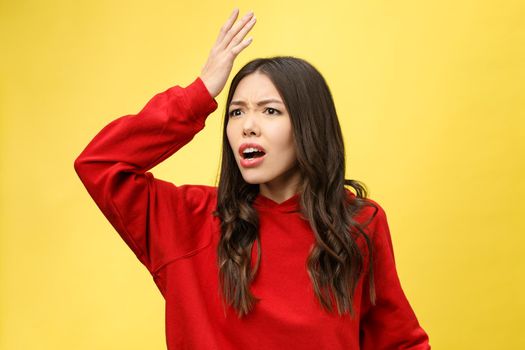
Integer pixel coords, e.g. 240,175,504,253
212,56,378,318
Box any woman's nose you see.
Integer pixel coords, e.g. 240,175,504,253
242,113,259,135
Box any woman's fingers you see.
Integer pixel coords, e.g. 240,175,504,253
214,8,239,46
199,9,256,98
227,15,256,53
218,10,254,51
231,36,254,56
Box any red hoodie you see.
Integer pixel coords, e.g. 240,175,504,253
74,76,431,349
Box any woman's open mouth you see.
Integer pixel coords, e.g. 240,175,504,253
240,151,266,168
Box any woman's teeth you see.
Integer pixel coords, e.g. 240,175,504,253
243,149,265,159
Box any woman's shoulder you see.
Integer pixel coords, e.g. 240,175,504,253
345,188,386,227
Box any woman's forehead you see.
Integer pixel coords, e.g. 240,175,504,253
232,73,281,100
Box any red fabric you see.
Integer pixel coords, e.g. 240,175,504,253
74,76,431,349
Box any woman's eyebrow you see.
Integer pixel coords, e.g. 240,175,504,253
229,99,283,107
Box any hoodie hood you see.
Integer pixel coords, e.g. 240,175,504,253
253,192,300,213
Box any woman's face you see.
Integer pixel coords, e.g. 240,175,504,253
226,72,301,195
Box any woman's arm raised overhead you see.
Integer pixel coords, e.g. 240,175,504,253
73,8,256,276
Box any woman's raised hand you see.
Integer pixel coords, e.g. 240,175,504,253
199,8,256,98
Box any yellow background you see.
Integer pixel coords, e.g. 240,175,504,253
1,0,524,349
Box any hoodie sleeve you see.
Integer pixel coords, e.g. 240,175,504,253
73,77,218,277
359,202,431,349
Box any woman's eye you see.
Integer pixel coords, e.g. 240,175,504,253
266,107,280,115
228,109,241,117
228,108,280,117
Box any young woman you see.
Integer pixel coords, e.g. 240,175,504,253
74,8,431,350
